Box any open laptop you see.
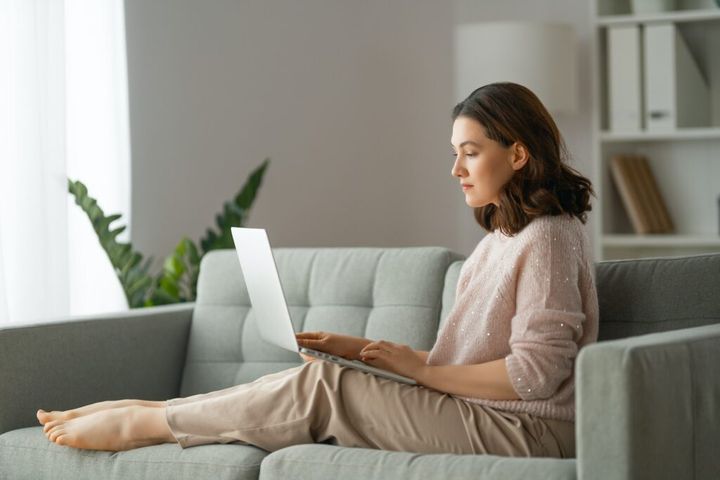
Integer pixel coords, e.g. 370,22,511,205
230,227,417,385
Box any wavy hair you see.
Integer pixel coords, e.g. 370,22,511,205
452,82,595,236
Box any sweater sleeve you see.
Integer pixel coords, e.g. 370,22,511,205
504,223,586,401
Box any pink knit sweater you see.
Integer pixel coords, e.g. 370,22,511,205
427,213,599,422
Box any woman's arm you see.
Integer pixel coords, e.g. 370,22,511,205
296,332,373,361
417,357,521,401
359,341,520,401
297,332,434,363
414,350,430,363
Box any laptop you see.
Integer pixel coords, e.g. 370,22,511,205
230,227,417,385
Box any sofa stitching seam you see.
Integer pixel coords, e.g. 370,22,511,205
0,443,263,469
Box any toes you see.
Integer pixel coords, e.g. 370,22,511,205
55,434,70,446
36,409,50,425
49,428,65,442
43,420,61,433
46,424,62,436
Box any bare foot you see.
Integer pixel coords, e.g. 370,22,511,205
44,405,175,451
37,399,167,426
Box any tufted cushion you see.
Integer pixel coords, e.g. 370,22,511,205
179,247,465,396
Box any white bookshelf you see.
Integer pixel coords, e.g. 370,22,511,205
597,8,720,25
599,126,720,141
591,0,720,261
603,233,720,246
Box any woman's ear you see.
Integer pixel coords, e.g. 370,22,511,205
510,142,529,171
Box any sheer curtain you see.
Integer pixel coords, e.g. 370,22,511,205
0,0,131,326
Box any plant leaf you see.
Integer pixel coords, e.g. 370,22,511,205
199,158,269,253
67,178,153,308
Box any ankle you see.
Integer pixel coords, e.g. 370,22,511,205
126,406,174,444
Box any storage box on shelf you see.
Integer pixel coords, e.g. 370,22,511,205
592,0,720,260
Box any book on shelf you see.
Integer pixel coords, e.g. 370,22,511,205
635,155,675,233
608,154,675,234
626,154,663,233
609,155,650,233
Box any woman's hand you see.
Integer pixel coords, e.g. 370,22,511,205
359,340,427,381
298,352,317,363
295,331,370,362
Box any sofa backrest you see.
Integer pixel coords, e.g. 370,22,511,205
179,247,465,396
182,246,720,396
440,252,720,343
594,252,720,341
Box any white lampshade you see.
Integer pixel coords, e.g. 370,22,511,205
454,21,578,114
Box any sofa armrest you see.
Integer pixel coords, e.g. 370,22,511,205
576,322,720,480
0,304,194,435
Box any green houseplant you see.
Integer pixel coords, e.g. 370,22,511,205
67,158,270,308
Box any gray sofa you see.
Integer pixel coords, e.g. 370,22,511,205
1,246,718,480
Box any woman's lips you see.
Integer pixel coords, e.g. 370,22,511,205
462,185,473,190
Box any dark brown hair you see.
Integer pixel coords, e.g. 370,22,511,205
452,82,595,236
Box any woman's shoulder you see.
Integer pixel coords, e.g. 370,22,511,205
519,213,583,239
515,214,591,259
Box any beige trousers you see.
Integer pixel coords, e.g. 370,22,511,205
165,360,575,458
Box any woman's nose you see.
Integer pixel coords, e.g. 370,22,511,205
451,159,464,178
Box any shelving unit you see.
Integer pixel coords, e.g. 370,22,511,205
591,0,720,260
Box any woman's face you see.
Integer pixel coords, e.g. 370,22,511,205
450,116,526,208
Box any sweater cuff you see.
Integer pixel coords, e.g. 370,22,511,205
505,354,533,401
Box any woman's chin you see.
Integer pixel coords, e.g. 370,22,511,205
465,198,489,208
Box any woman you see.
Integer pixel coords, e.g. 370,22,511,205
37,82,599,458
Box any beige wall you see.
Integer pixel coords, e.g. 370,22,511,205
124,0,595,267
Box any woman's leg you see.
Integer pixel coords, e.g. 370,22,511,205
42,360,560,457
37,364,305,427
37,400,166,426
41,364,306,451
165,360,552,456
44,405,174,451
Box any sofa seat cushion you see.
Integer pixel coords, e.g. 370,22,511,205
258,444,576,480
0,427,267,480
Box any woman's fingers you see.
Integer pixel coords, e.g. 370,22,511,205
360,346,391,358
296,331,324,339
360,350,380,361
299,353,316,363
296,331,325,348
361,340,383,352
361,348,378,356
360,350,389,369
360,340,396,355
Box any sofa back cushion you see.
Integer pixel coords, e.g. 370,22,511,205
594,252,720,341
439,260,465,331
439,252,720,344
179,247,464,396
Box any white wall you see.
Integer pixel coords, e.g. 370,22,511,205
123,0,595,267
124,0,466,269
